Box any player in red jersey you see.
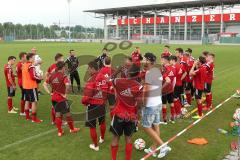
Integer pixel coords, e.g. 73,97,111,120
4,56,17,114
16,52,27,115
131,47,143,67
121,56,133,78
110,64,143,160
96,57,116,121
203,53,215,110
161,45,171,58
175,48,184,61
43,61,80,136
170,55,187,118
190,56,207,119
184,48,195,106
161,56,176,123
45,53,64,124
82,61,106,151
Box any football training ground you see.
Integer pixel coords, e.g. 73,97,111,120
0,42,239,160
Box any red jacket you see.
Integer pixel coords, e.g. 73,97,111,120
82,73,105,106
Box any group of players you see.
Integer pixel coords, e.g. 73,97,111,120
4,45,215,159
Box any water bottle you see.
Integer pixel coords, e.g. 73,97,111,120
217,128,228,135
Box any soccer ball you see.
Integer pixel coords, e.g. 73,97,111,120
181,108,188,115
134,138,146,151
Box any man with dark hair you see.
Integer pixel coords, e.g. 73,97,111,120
131,47,143,67
16,52,27,115
96,57,116,124
110,64,143,160
82,61,106,151
22,53,43,123
202,51,209,58
142,52,171,158
45,53,64,124
161,56,176,123
4,56,17,114
175,48,184,60
65,50,81,93
161,45,171,58
203,53,215,110
95,48,109,69
190,56,207,119
43,61,80,137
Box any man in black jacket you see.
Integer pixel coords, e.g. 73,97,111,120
95,48,109,69
65,50,81,93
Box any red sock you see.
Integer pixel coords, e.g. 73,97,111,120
125,143,133,160
170,106,175,119
100,122,106,140
162,107,167,121
90,128,98,147
66,116,74,130
55,117,63,133
206,93,212,108
8,98,13,111
174,100,179,115
51,107,56,123
111,145,119,160
186,93,192,105
177,99,182,115
29,103,32,110
25,109,30,120
197,103,203,116
32,112,36,121
20,100,25,113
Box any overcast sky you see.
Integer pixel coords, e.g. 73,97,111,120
0,0,188,28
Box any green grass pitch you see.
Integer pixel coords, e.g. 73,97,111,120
0,41,240,160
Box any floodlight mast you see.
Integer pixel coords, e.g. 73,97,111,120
67,0,71,42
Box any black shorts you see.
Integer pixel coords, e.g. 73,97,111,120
36,80,42,84
174,85,183,99
162,92,174,104
20,86,24,100
7,87,16,97
185,82,193,91
85,105,106,128
23,88,38,102
110,116,136,137
195,89,203,100
52,101,70,115
204,83,212,93
108,94,116,106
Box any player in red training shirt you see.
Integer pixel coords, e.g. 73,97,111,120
161,45,172,58
203,53,215,110
121,56,133,78
45,53,64,124
161,56,176,123
4,56,17,114
82,61,106,151
96,57,116,120
175,48,184,61
131,47,143,67
190,56,207,119
170,55,187,118
16,52,27,115
43,61,80,136
183,48,195,106
110,64,143,160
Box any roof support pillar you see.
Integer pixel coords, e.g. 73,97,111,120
104,14,108,40
201,6,205,42
168,9,172,42
154,10,157,38
184,7,188,41
140,12,143,40
127,10,131,40
116,12,119,38
220,3,224,33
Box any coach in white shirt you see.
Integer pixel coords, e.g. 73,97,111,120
141,52,171,158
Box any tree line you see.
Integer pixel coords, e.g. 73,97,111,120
0,22,104,40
